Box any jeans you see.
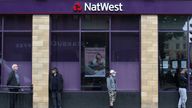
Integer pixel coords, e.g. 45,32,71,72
108,90,117,106
178,88,187,108
51,91,62,108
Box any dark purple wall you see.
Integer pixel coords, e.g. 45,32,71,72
0,0,192,14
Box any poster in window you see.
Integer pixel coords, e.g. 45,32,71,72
172,61,178,69
181,60,187,68
84,47,105,77
162,60,169,69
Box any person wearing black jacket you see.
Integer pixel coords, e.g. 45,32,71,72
178,69,188,108
7,64,20,108
49,68,63,108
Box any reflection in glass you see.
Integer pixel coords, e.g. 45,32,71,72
159,32,187,90
159,16,188,30
51,32,79,62
159,32,187,60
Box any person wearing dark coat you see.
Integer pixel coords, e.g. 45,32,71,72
49,68,64,108
178,69,188,108
7,64,20,108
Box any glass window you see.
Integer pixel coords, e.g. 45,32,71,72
176,43,180,49
111,15,140,30
2,32,32,86
51,15,79,30
0,34,1,84
0,15,32,89
158,16,192,91
0,34,1,56
81,15,109,30
4,15,32,30
3,32,32,61
51,32,79,62
183,44,186,49
111,32,140,62
81,32,109,91
164,43,169,49
0,17,2,30
159,16,188,30
50,15,81,91
159,32,187,90
159,32,186,60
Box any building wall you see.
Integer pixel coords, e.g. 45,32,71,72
32,15,50,108
141,15,158,108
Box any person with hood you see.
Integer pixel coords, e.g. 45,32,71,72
49,67,64,108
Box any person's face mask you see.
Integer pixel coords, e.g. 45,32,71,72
112,73,116,77
52,70,56,74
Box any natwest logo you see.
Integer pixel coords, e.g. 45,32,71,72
73,2,123,12
73,2,82,12
84,2,123,12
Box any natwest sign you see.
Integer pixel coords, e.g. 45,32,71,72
73,2,123,12
84,2,123,12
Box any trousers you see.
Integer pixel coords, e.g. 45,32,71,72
178,88,187,108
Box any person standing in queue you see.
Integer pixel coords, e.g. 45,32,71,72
178,69,188,108
106,69,117,108
49,67,64,108
7,64,20,108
